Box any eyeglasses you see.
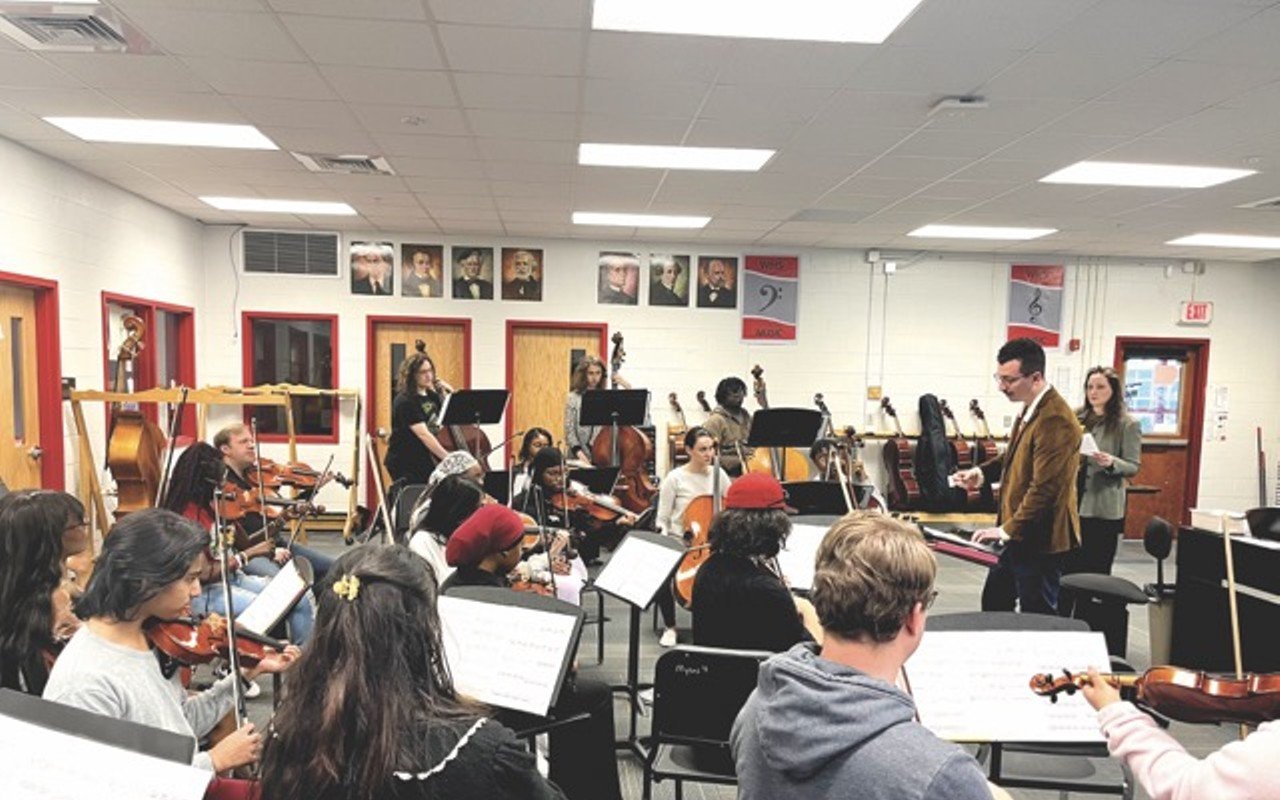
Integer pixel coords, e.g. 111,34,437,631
993,373,1027,388
922,589,939,610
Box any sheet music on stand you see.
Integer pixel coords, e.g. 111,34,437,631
235,556,313,636
904,631,1110,743
774,522,828,592
592,530,686,609
439,587,583,717
0,690,208,800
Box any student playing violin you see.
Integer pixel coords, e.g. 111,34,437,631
512,427,554,498
42,509,299,780
512,447,635,563
407,474,486,588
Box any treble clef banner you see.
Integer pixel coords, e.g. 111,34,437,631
1007,263,1064,347
742,255,800,343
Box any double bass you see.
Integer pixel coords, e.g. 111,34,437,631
880,397,921,510
414,340,494,466
667,393,690,469
743,365,809,482
107,315,166,518
590,332,658,514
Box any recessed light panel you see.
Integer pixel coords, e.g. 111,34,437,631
1167,233,1280,249
573,212,710,229
908,224,1056,241
579,143,774,171
591,0,924,43
44,117,277,149
1040,161,1256,188
200,197,356,215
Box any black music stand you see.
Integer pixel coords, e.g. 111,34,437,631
566,466,622,496
580,389,649,465
483,470,511,505
746,408,824,481
439,389,510,457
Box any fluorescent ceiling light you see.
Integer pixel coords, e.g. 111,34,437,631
908,224,1056,241
579,143,774,171
44,117,277,149
1167,233,1280,249
200,197,356,215
592,0,924,43
573,212,710,229
1040,161,1256,188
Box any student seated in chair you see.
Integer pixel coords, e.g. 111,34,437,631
440,505,623,800
731,512,1000,800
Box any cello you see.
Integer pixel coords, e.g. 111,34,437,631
107,315,166,518
673,445,724,608
667,392,689,468
880,397,922,510
939,399,980,508
414,339,494,466
743,365,809,481
590,332,658,514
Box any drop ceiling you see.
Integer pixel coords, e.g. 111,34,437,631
2,0,1280,260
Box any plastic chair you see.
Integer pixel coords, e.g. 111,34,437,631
391,483,428,545
928,611,1134,799
642,645,770,800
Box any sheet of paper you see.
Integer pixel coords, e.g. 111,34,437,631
236,558,307,636
593,534,684,608
1079,433,1099,456
905,630,1109,743
775,522,828,592
0,714,209,800
439,596,578,716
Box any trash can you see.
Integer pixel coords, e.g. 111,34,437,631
1145,584,1176,665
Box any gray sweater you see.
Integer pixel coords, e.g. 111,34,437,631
42,625,237,771
1079,416,1142,520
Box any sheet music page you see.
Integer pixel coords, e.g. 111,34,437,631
905,631,1109,743
0,714,209,800
775,523,828,592
236,559,306,636
593,534,684,608
439,596,577,716
1080,433,1099,456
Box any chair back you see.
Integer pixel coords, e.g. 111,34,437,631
929,610,1088,633
393,483,429,541
1143,516,1174,560
651,645,770,749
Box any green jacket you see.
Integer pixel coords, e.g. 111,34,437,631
1078,415,1142,520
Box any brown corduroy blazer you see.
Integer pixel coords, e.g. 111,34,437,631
979,386,1082,555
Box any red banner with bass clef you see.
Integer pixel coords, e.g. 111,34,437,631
1007,264,1064,348
741,255,799,342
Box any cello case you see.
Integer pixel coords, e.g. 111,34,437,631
914,394,964,512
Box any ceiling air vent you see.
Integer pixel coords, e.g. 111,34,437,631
291,152,396,176
0,6,152,53
1237,196,1280,211
242,230,340,277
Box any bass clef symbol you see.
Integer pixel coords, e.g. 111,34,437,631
1027,288,1044,323
758,284,781,313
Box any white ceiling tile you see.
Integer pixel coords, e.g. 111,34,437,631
856,155,973,180
891,0,1087,50
993,133,1130,164
1179,6,1280,66
683,116,802,149
267,0,426,20
920,179,1023,202
491,180,572,201
979,50,1160,100
848,45,1027,95
419,194,496,211
465,109,578,141
439,25,584,76
42,54,209,92
319,65,456,107
0,52,83,89
183,57,335,99
107,91,242,122
892,129,1023,159
279,16,443,69
579,114,691,145
0,87,123,117
1049,100,1193,138
584,79,708,117
120,8,304,61
456,73,579,113
368,132,479,159
719,39,876,89
699,84,834,125
258,126,381,154
227,97,359,129
1036,0,1258,58
427,0,587,29
585,31,728,83
785,124,916,155
475,138,575,163
397,160,490,181
350,103,470,136
1103,60,1280,107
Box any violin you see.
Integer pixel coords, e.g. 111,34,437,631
248,458,353,490
217,484,322,551
549,486,634,526
146,614,287,668
744,365,809,481
1031,666,1280,726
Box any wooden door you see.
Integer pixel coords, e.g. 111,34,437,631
0,284,42,489
368,318,469,496
506,322,607,447
1115,338,1209,538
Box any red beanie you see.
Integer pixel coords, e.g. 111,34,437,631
445,504,526,567
724,473,794,512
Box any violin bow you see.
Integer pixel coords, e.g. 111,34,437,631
154,386,189,508
1221,514,1249,740
210,465,249,729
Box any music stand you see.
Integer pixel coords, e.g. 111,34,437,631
565,466,621,496
439,389,510,457
483,470,511,506
0,688,195,763
580,389,649,466
782,481,876,515
747,408,824,481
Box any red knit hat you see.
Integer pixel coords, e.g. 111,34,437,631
724,473,795,512
445,504,526,567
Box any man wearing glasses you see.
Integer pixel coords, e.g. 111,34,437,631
954,338,1081,614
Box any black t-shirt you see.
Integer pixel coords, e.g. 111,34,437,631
386,390,443,484
440,565,508,594
691,553,812,652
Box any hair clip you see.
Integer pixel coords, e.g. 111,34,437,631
332,574,361,602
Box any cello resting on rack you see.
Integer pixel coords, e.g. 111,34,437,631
107,315,167,519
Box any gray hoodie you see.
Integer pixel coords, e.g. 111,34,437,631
731,643,990,800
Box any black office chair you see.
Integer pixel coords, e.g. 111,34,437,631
928,611,1134,799
391,482,428,545
643,645,770,800
1060,573,1149,658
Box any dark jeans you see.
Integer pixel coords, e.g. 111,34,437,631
981,540,1065,614
1064,516,1125,576
657,580,677,628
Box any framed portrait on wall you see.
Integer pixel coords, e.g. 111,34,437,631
400,243,444,298
597,251,639,306
696,255,738,309
350,241,394,295
501,247,543,301
648,254,689,306
451,246,495,300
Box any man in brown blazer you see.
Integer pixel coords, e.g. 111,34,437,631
956,338,1081,613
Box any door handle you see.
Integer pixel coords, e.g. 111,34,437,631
27,445,43,460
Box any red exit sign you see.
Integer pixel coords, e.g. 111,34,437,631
1178,300,1213,325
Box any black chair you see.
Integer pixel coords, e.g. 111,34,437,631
643,645,770,800
929,611,1134,799
579,581,608,665
1060,573,1149,658
391,482,428,543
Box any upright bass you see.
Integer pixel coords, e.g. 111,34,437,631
590,332,658,514
107,315,166,518
414,339,494,467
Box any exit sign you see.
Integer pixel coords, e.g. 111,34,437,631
1179,300,1213,325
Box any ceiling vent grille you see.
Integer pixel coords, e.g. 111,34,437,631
242,230,339,277
291,152,396,176
0,7,151,53
1237,196,1280,211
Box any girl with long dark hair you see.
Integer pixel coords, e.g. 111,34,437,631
258,544,565,800
1071,366,1142,575
407,474,486,586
